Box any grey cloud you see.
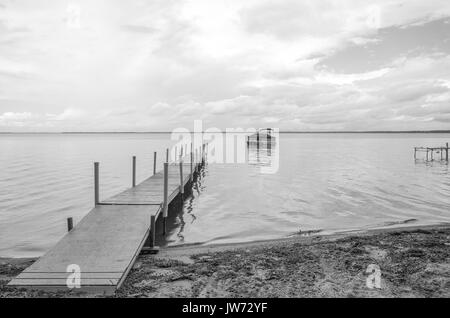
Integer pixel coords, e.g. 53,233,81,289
240,0,344,40
319,17,450,73
434,114,450,122
121,24,157,34
0,18,31,35
0,70,30,79
383,81,449,103
201,53,450,130
152,19,196,62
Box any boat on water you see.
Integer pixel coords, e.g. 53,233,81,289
247,128,277,147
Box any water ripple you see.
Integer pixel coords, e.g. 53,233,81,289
1,133,450,256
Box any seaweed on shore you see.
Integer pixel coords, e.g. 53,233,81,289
1,227,449,298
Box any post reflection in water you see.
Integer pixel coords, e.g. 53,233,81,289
164,135,279,246
163,164,207,246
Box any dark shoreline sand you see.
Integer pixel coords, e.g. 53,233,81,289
1,224,449,298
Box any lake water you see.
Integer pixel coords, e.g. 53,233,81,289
1,133,449,258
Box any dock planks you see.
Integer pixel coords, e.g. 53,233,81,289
8,160,200,294
102,163,191,205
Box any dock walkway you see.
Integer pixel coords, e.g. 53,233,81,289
9,147,206,294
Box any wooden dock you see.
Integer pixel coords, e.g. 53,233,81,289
414,143,449,162
8,144,207,294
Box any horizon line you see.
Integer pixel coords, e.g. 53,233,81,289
1,130,450,134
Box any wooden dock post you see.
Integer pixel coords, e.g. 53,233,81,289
202,144,205,165
67,217,73,232
190,147,194,182
445,143,448,162
163,163,169,235
166,148,169,163
94,162,99,206
132,156,136,187
195,149,198,171
179,157,184,195
257,131,260,151
153,152,157,175
150,215,156,248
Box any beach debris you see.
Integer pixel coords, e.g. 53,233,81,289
294,229,323,237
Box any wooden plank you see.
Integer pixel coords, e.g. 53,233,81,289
101,164,191,205
10,278,119,286
10,279,118,294
16,272,123,279
22,205,157,272
9,205,160,292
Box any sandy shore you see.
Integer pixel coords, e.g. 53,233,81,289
1,224,449,298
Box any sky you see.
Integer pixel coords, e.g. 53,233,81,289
0,0,450,132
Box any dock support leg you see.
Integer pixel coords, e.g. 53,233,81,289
195,149,198,172
257,132,260,152
141,215,159,254
204,143,207,164
202,144,205,166
163,163,169,235
166,148,169,163
94,162,99,206
67,217,73,232
447,143,449,162
132,156,136,187
190,146,194,182
153,152,157,175
179,158,184,196
150,215,156,248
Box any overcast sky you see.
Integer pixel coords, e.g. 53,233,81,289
0,0,450,132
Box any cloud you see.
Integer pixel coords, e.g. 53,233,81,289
121,24,156,34
319,17,450,73
0,56,34,79
49,108,87,121
315,68,391,85
0,111,33,121
0,0,450,131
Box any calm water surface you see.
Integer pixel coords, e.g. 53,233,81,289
1,133,449,257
